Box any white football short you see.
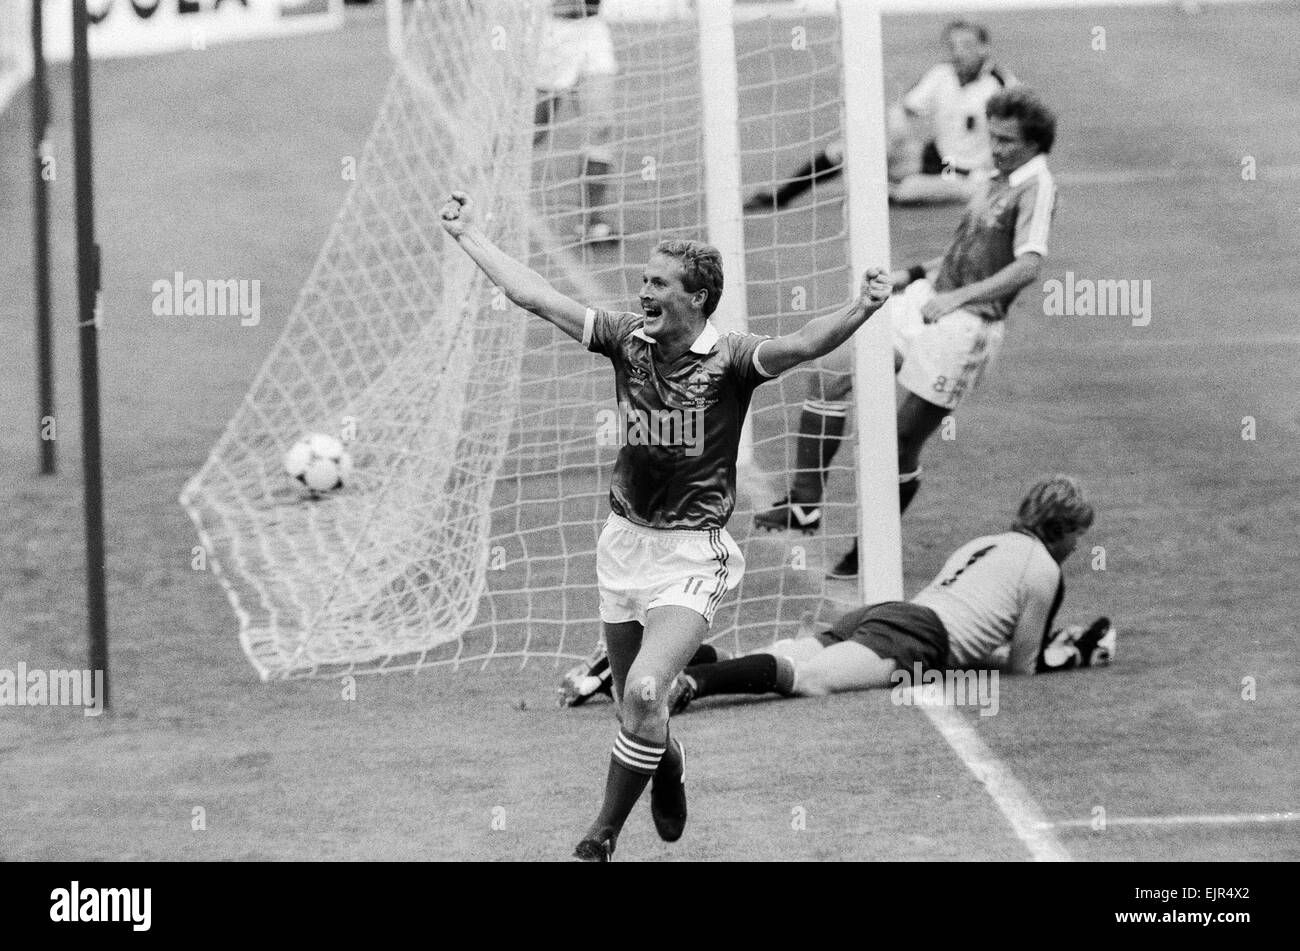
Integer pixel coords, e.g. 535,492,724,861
892,279,1005,410
596,514,744,626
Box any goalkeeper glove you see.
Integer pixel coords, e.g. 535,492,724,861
1037,617,1117,673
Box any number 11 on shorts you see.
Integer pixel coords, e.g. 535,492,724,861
683,576,707,595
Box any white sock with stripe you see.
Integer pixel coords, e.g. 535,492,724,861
612,728,666,775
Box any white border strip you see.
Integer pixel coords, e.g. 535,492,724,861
1042,811,1299,830
601,0,1279,23
920,699,1073,861
726,0,1272,20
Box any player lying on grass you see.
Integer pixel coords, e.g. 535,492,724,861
439,191,892,861
755,87,1059,580
670,476,1114,711
744,20,1015,212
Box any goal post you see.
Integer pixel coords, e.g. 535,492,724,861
839,0,903,604
696,0,753,468
384,0,403,58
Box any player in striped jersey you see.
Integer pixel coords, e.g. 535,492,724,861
755,87,1059,579
438,192,893,861
669,476,1114,711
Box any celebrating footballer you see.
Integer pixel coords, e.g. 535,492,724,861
439,191,891,861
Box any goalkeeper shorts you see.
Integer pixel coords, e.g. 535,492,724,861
815,601,949,671
892,279,1005,410
596,514,744,627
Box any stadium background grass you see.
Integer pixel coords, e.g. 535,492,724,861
0,2,1296,860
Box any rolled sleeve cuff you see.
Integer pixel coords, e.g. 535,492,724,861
1014,242,1049,259
752,339,778,379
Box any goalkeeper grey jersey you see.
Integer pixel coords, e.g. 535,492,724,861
912,530,1063,667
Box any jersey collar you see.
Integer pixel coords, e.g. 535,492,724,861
632,319,721,354
956,58,993,87
1009,153,1048,188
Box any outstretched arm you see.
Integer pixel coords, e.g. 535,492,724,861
755,268,893,377
920,252,1042,323
439,192,587,342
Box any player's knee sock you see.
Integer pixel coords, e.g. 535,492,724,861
774,150,843,207
581,156,612,224
899,468,922,513
587,728,665,841
791,400,848,502
773,656,796,696
687,654,787,699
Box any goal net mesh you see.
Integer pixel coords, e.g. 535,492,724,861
0,0,32,116
183,0,862,680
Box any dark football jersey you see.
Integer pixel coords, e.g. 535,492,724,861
934,153,1056,320
584,308,776,530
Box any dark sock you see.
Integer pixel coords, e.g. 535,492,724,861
791,401,848,502
838,475,920,565
773,656,797,695
688,654,780,699
899,471,922,513
774,150,843,207
586,728,664,841
689,644,719,666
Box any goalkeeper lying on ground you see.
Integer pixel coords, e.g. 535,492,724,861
562,475,1114,710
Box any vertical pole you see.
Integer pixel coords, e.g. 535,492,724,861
32,0,55,475
839,0,902,603
71,0,109,708
696,0,752,465
386,0,404,59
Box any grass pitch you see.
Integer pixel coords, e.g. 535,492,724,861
1,3,1297,861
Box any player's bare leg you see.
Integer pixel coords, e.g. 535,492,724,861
762,637,827,663
561,622,725,708
886,105,924,182
577,76,619,242
601,619,643,715
575,606,704,857
791,641,897,696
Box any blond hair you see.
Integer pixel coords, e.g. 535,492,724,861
653,239,724,317
1012,475,1094,544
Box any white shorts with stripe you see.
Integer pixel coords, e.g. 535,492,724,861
892,279,1005,410
596,514,744,627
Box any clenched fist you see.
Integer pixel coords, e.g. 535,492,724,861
439,191,474,238
859,267,892,309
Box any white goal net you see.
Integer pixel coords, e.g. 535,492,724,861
0,0,32,117
184,0,865,680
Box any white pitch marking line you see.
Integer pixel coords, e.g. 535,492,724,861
918,699,1073,862
1041,812,1299,830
